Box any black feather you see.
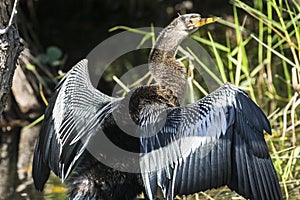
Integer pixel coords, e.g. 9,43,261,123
140,83,282,200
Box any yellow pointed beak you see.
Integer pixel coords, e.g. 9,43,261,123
191,17,220,27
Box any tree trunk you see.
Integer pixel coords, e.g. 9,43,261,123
0,0,22,115
0,0,22,199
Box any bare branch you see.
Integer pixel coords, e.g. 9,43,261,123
0,0,18,35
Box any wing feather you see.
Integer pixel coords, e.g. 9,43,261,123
140,83,282,200
32,59,113,190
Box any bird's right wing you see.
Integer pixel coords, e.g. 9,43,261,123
32,59,113,190
139,83,282,200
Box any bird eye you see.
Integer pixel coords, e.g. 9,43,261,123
189,20,193,24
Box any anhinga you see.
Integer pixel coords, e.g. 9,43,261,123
33,13,282,200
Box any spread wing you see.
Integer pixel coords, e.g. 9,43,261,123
139,83,282,200
32,59,114,190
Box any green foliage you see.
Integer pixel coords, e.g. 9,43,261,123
25,64,36,71
194,0,300,199
37,46,64,67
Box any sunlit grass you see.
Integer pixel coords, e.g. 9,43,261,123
44,173,67,200
193,0,300,199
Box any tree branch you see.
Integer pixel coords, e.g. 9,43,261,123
0,0,22,115
0,0,18,35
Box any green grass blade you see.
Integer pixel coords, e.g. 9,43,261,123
187,47,223,86
207,32,227,82
109,26,149,35
251,34,298,69
192,35,230,52
24,114,44,129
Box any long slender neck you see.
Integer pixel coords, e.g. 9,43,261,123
149,28,188,101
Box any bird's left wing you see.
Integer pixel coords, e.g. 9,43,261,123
139,83,282,200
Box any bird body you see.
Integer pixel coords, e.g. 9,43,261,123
33,14,282,200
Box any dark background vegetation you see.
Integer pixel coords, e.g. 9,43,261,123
20,0,234,66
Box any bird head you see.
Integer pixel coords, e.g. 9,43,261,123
169,13,220,34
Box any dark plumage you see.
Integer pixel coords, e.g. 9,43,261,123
33,14,282,200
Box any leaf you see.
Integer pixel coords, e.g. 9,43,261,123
37,54,49,64
46,46,63,64
25,64,36,71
